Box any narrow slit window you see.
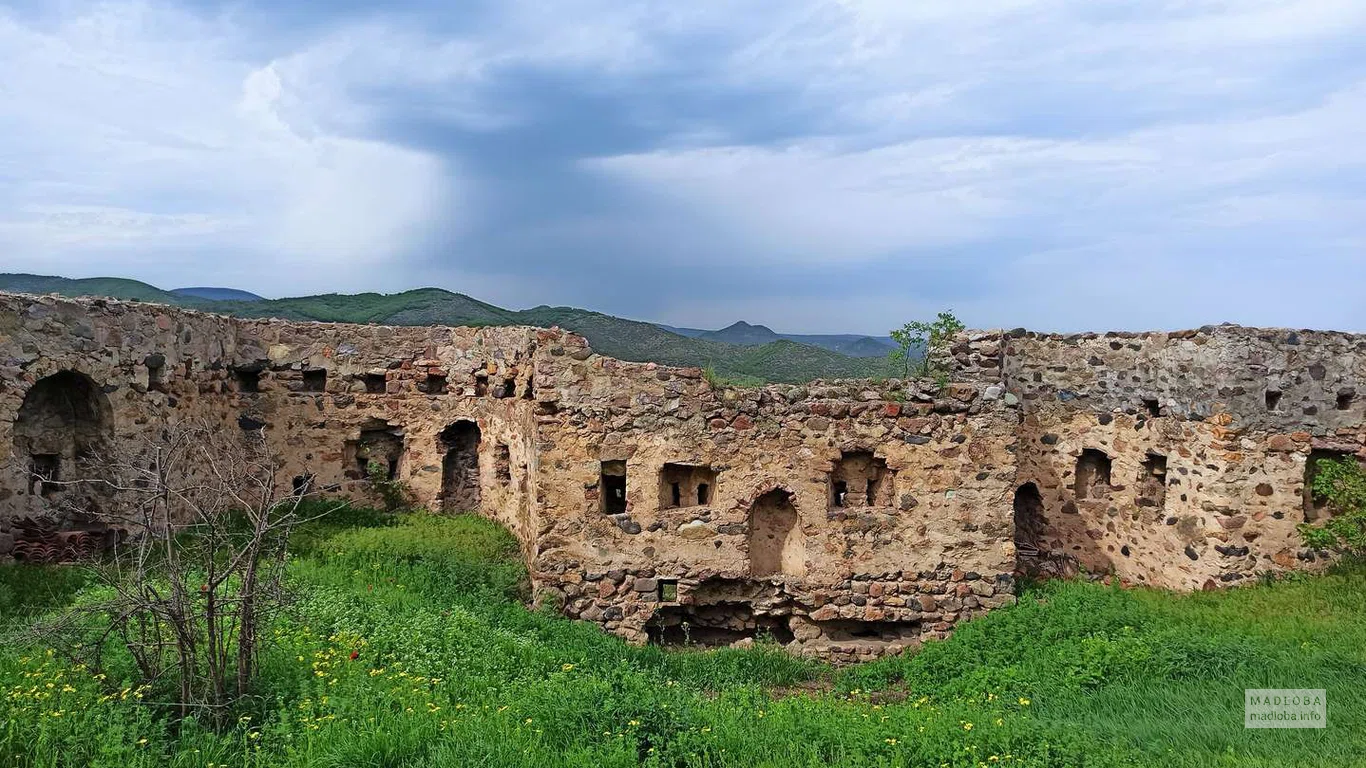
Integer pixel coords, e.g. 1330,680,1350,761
145,354,167,392
601,460,627,515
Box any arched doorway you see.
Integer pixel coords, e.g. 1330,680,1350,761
14,371,112,496
439,421,481,512
1013,482,1047,572
748,489,804,577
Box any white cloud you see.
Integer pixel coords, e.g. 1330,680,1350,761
0,2,451,291
583,2,1366,275
1,0,1365,333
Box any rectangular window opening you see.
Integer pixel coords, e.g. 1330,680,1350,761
657,580,679,602
495,444,512,484
233,368,262,393
424,373,448,395
302,369,327,393
601,460,627,515
364,373,387,394
1265,390,1282,411
658,463,719,509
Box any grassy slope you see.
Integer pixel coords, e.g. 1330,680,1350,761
0,275,887,383
1,512,1363,768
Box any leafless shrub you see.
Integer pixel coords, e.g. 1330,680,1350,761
30,419,339,723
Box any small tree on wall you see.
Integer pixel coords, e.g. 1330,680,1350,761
31,419,338,724
889,310,965,379
1300,456,1366,557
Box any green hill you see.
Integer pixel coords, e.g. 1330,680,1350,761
171,287,265,302
0,274,889,384
698,321,782,345
0,273,183,304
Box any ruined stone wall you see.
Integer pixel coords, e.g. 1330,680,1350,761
526,346,1020,661
2,292,1359,660
0,293,543,553
1000,325,1365,590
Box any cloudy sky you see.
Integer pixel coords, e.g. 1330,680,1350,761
2,1,1365,334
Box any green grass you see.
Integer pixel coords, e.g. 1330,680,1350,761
1,512,1363,767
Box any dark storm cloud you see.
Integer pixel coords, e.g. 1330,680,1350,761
2,0,1365,334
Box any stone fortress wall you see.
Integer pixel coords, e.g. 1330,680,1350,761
0,293,1357,660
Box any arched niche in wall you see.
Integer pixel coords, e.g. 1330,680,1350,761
748,488,805,578
1012,482,1047,570
439,420,482,512
13,370,113,496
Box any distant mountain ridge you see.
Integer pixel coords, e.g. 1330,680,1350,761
172,287,264,302
700,321,781,345
0,273,899,384
662,321,896,358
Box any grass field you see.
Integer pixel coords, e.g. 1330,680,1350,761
1,510,1363,767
